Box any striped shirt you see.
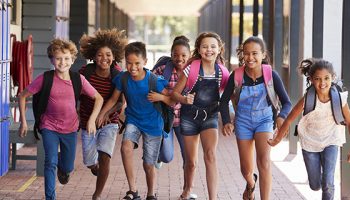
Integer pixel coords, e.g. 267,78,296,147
79,65,121,129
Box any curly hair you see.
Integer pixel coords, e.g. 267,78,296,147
236,36,271,66
191,32,225,64
298,58,336,86
79,28,128,63
47,38,78,59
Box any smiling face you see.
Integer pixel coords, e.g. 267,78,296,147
311,68,333,96
171,45,190,70
50,49,74,74
243,42,266,69
198,37,220,63
126,53,147,80
94,46,114,70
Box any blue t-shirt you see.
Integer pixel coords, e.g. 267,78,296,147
113,70,168,136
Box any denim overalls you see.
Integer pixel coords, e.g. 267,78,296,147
234,80,274,140
181,65,220,135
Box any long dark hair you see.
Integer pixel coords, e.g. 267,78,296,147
236,36,271,66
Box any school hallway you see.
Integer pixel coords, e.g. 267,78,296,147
0,129,324,200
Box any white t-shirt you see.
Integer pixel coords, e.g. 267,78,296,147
298,91,348,152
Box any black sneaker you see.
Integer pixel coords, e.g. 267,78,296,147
57,167,70,184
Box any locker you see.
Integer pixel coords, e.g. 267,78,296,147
0,0,10,176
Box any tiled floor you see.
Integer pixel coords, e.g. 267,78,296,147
0,133,309,200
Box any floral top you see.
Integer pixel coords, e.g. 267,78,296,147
298,91,348,152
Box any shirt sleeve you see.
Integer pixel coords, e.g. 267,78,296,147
183,65,191,78
156,74,168,93
26,74,44,95
219,72,235,125
272,71,292,119
80,74,97,97
112,72,124,92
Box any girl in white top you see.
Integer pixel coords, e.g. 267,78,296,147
268,58,350,200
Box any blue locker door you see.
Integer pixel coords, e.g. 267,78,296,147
0,0,10,176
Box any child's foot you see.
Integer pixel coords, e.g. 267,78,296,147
90,164,99,176
92,193,101,200
146,194,157,200
155,161,163,169
122,190,141,200
57,167,70,184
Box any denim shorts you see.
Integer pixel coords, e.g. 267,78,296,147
235,107,273,140
180,113,219,136
81,123,119,166
123,123,162,165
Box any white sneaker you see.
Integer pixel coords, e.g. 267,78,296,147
155,161,163,169
189,193,197,199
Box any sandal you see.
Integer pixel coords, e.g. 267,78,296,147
243,173,258,200
179,194,196,200
122,190,141,200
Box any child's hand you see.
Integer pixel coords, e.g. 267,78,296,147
19,122,28,138
185,93,195,105
86,119,97,135
147,91,162,102
267,131,282,146
96,114,107,129
222,123,234,136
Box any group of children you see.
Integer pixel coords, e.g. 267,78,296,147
17,27,350,200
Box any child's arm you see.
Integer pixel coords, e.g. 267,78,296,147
341,102,350,163
96,89,121,128
86,92,103,135
171,71,194,105
147,89,175,106
219,73,235,136
268,97,304,146
18,89,33,137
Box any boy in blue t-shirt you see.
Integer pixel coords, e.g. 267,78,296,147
96,42,173,200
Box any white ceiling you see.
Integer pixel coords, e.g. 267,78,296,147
114,0,209,16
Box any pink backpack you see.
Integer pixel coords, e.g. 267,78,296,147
185,59,229,92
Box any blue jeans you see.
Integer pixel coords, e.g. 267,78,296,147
158,126,186,165
81,123,119,166
302,145,338,200
174,126,185,165
41,129,77,200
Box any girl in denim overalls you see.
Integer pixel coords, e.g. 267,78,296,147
220,36,292,200
172,32,229,200
269,58,350,200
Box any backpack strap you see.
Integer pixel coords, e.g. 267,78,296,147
149,72,163,114
33,70,55,140
70,70,82,109
330,84,345,124
234,66,244,88
152,56,173,81
162,61,174,81
304,86,318,116
186,59,229,91
82,63,96,81
218,64,229,91
186,60,201,91
304,84,345,125
262,64,272,86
